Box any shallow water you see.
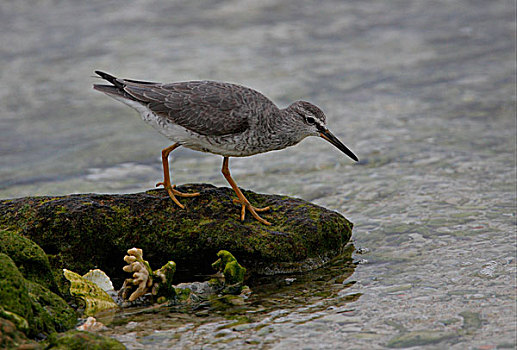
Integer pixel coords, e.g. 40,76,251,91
1,0,516,348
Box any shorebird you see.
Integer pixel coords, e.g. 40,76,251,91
93,71,358,225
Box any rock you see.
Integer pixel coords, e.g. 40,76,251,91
0,184,353,285
25,280,77,336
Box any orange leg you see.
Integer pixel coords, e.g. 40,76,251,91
156,143,200,208
221,157,271,225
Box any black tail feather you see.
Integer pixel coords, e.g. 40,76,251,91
95,70,125,89
93,70,158,102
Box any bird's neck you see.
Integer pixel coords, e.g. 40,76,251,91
256,108,307,150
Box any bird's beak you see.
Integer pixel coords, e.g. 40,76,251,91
320,129,359,162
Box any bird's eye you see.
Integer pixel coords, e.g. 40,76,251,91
305,116,316,125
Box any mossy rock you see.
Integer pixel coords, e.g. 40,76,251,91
0,184,353,286
0,254,33,332
0,253,77,339
45,330,125,350
25,280,77,336
0,227,59,294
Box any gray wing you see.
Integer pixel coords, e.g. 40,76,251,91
122,80,273,136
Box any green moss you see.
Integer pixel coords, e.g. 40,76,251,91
25,280,77,335
459,311,482,332
0,253,76,338
0,253,33,330
154,261,177,299
0,307,29,333
175,288,192,302
217,315,252,330
212,250,246,286
0,228,59,293
45,330,125,350
55,206,68,215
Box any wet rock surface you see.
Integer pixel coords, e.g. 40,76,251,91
0,184,352,285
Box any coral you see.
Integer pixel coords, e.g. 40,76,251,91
119,248,153,302
119,248,249,303
119,248,177,302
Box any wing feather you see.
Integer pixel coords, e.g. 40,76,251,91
122,81,273,136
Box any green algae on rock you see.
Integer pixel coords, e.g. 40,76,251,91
0,253,77,338
0,184,353,285
44,330,125,350
0,228,59,294
386,330,458,348
212,250,246,286
211,250,247,294
0,254,32,333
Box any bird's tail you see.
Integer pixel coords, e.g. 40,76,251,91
93,70,133,99
94,70,124,88
93,70,159,97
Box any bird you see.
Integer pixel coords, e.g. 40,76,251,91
93,71,358,225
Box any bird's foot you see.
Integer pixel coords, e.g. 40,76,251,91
156,182,200,209
232,198,271,225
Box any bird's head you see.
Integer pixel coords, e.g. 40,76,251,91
286,101,359,162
